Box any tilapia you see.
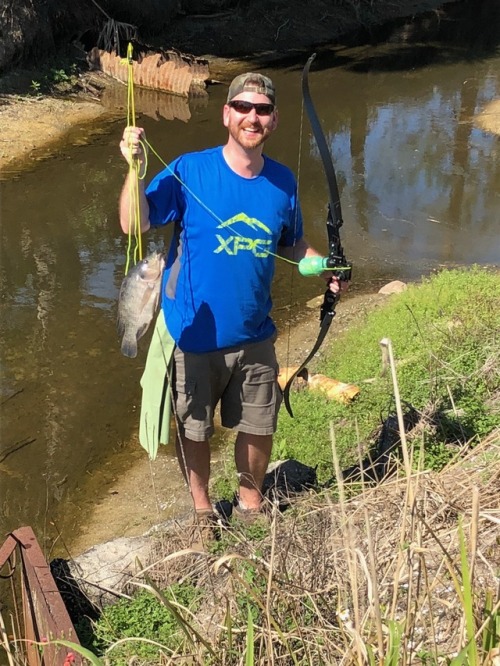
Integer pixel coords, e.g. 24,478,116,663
117,251,165,358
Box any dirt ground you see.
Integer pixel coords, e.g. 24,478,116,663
0,74,118,178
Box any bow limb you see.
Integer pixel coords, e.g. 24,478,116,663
282,291,338,417
283,53,350,418
302,53,343,231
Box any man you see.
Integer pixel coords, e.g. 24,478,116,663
119,72,343,525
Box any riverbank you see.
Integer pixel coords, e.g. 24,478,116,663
0,92,114,179
0,0,473,178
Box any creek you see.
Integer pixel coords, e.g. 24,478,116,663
0,15,499,557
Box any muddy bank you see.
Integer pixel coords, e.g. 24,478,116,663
1,0,457,73
0,93,118,179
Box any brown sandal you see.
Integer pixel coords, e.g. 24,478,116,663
188,509,220,548
232,504,268,525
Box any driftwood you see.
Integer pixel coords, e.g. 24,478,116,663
87,46,210,98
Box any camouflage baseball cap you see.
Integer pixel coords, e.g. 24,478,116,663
227,73,276,104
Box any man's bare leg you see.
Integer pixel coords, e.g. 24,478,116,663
175,435,212,511
235,432,273,510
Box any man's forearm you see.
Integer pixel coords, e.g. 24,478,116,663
278,237,323,262
119,172,151,234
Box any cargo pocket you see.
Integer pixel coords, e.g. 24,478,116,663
174,377,197,419
242,366,277,411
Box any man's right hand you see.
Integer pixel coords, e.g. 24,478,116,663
119,126,151,234
120,126,147,168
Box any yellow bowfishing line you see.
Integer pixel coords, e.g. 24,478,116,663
124,42,146,274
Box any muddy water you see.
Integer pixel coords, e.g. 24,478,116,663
1,24,499,556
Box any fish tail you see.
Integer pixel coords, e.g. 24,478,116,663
121,335,138,358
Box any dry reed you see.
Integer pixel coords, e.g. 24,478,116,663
134,427,499,665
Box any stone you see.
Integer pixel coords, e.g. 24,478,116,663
378,280,407,294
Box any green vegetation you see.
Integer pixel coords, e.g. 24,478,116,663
213,267,499,502
29,60,80,96
80,583,200,664
275,266,499,478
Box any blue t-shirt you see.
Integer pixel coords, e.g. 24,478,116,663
146,146,303,352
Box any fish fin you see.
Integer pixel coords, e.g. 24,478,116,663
121,321,149,357
137,285,156,314
135,322,150,342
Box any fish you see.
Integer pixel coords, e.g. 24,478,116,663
117,251,165,358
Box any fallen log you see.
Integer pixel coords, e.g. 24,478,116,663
308,373,360,404
277,367,360,404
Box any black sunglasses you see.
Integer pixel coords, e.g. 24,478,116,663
228,100,275,116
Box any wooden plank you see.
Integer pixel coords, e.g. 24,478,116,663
0,535,17,569
22,579,41,666
12,528,82,666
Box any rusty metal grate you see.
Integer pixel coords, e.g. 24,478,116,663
0,527,82,665
87,47,210,98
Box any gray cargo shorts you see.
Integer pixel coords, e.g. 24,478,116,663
173,336,282,442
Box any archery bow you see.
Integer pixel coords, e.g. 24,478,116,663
283,53,352,418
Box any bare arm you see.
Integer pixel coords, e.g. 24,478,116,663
119,173,151,234
278,237,322,262
119,126,151,234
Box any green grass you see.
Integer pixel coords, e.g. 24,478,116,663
274,267,499,480
85,583,200,663
29,59,80,95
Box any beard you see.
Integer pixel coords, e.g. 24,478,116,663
227,120,271,150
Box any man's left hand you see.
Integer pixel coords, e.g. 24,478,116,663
323,274,350,294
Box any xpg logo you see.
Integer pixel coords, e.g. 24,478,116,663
214,213,272,258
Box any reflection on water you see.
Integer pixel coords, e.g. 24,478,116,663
100,82,209,124
0,8,499,555
290,53,499,282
